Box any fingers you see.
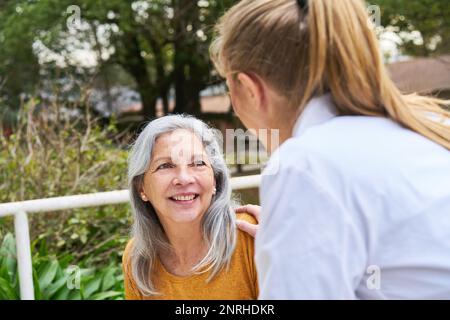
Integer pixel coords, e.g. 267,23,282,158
235,204,259,214
235,204,261,220
236,220,258,238
235,204,260,238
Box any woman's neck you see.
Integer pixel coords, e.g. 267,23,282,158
257,114,297,154
160,221,208,274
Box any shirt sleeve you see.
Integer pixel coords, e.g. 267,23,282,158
256,165,368,299
122,240,144,300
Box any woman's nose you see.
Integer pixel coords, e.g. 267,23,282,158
173,166,195,185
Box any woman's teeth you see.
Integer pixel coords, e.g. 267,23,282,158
172,194,197,201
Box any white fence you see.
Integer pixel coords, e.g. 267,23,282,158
0,174,262,300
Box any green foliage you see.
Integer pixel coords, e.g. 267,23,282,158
373,0,450,56
0,233,124,300
0,94,130,299
0,94,132,263
1,101,127,202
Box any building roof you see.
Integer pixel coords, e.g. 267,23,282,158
154,94,231,116
387,55,450,94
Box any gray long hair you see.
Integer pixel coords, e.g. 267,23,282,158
127,114,238,296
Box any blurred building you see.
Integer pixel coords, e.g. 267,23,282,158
387,55,450,99
116,55,450,121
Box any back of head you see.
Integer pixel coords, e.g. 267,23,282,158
211,0,450,149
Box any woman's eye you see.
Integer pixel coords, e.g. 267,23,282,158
193,160,206,167
157,163,173,170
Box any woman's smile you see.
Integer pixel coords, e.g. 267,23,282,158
169,192,200,205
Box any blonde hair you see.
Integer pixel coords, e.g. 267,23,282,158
210,0,450,149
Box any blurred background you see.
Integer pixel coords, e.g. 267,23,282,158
0,0,449,300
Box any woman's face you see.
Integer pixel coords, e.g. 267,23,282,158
141,129,216,225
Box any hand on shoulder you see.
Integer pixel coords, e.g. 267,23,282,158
235,204,260,238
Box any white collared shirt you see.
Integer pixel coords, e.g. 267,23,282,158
256,94,450,299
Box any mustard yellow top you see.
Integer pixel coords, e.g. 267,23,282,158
122,213,258,300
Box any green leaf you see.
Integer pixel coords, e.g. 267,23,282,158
0,233,17,281
38,260,59,291
37,238,48,257
42,274,68,300
0,276,18,300
67,288,82,300
52,285,70,300
101,267,116,291
90,291,123,300
2,233,16,254
82,276,102,298
57,254,73,269
32,267,42,300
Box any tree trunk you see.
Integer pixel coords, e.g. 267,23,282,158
138,83,157,120
162,89,169,115
172,0,201,116
120,32,156,119
147,36,171,116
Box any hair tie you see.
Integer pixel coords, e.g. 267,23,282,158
297,0,308,11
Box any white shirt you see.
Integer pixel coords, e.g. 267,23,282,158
256,94,450,299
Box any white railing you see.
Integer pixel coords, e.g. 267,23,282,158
0,174,261,300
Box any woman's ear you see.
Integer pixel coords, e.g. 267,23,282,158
140,192,148,202
138,185,148,202
213,180,217,195
236,72,266,112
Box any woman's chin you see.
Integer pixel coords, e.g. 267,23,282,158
169,211,203,224
165,197,205,221
166,205,205,223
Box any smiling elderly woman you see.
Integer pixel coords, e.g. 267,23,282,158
122,114,258,299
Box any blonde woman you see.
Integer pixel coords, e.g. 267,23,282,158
122,115,258,299
211,0,450,299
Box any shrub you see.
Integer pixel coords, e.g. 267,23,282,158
0,98,132,267
0,233,124,300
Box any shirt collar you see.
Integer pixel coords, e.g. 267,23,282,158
292,93,339,137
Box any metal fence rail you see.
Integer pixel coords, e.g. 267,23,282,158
0,174,261,300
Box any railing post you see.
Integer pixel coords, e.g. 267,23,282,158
14,211,35,300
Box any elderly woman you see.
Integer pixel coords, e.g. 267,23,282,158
122,114,258,299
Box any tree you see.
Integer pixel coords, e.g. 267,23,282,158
0,0,237,121
374,0,450,57
0,1,41,118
